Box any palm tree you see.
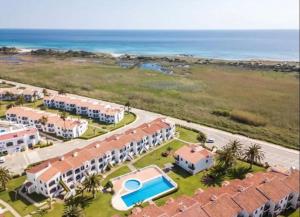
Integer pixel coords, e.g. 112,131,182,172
39,116,49,144
16,95,25,106
83,174,101,199
244,144,265,169
197,131,207,146
63,203,85,217
217,146,236,169
227,140,243,157
0,167,11,190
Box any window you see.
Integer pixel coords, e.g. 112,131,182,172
17,139,24,144
6,142,13,147
29,135,35,139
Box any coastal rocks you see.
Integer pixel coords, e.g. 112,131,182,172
0,47,19,55
31,49,97,58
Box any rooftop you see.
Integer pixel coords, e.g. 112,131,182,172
174,145,214,164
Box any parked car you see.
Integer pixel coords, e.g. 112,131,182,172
206,138,215,143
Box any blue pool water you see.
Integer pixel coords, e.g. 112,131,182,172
125,179,141,191
121,176,175,207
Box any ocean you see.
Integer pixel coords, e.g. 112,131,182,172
0,29,299,61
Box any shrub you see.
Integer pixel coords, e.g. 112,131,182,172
230,110,267,127
212,109,231,117
197,131,207,144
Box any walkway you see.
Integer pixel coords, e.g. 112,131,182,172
0,199,21,217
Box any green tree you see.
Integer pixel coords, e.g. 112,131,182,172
16,95,25,105
42,88,49,96
227,140,243,157
63,203,85,217
83,174,101,199
0,167,11,190
197,131,207,145
217,146,237,169
125,101,131,112
39,116,49,144
6,103,15,109
243,144,265,169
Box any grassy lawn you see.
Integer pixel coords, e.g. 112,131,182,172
3,211,14,217
43,203,65,217
176,126,200,143
0,176,37,216
133,140,186,169
279,209,300,217
102,165,131,186
79,125,106,139
0,57,298,149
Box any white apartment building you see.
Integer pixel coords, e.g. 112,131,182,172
43,95,124,124
0,121,40,154
6,107,88,139
25,118,175,198
0,87,44,102
174,145,214,174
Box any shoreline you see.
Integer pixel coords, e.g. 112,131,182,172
0,45,299,63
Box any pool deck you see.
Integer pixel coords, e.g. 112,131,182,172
111,165,177,211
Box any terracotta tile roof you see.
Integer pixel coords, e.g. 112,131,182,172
6,107,86,130
129,204,167,217
257,177,292,203
0,87,41,96
174,145,214,164
193,187,223,206
39,166,59,182
232,186,268,213
0,127,37,141
160,195,198,216
27,118,172,183
174,203,208,217
202,194,241,217
44,94,123,115
283,170,300,193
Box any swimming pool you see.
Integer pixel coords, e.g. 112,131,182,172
121,176,175,207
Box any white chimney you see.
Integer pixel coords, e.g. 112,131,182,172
73,152,78,157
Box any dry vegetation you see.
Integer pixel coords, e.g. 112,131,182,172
0,55,299,149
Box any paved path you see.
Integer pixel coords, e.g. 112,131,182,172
0,199,21,217
1,79,299,174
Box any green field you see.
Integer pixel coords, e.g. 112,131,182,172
0,57,298,149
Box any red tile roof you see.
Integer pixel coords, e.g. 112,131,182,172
174,145,214,164
232,186,268,213
282,170,299,193
6,107,86,130
257,177,292,203
202,194,241,217
27,118,172,182
0,127,37,141
160,196,198,216
44,94,123,116
129,204,167,217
